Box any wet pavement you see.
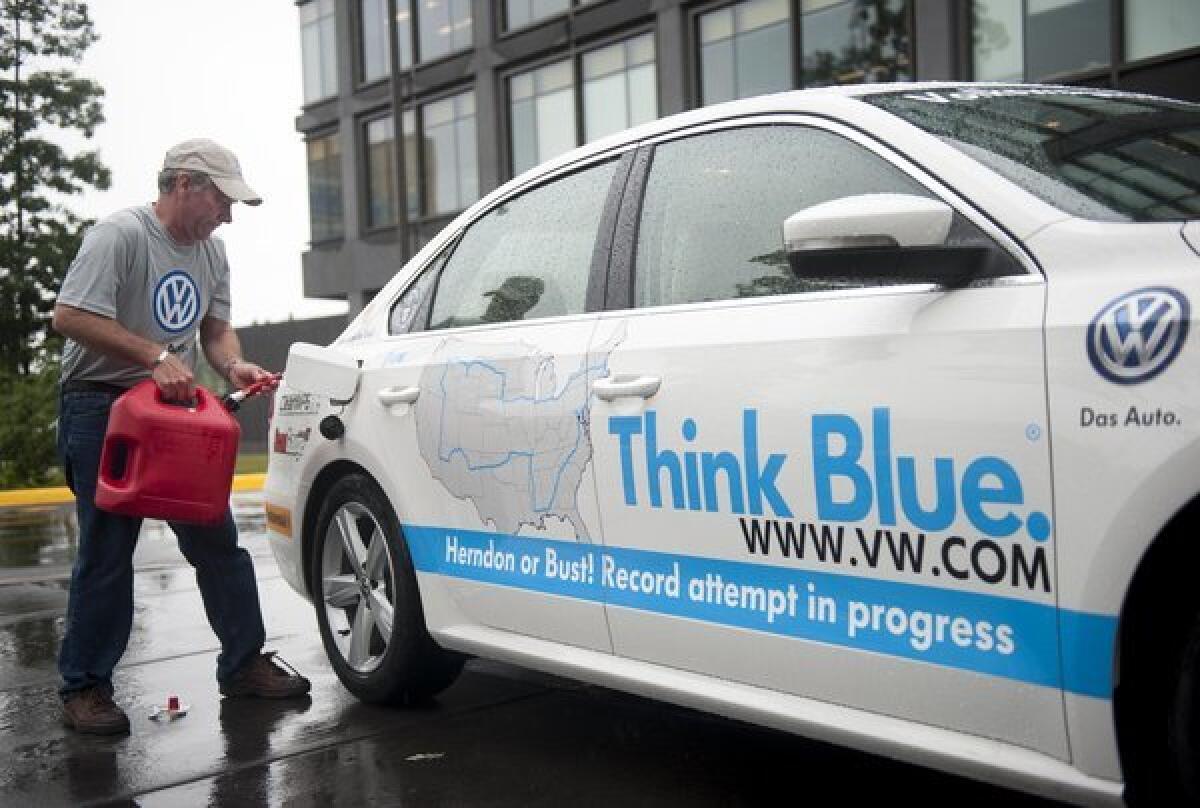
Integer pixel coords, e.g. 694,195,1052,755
0,497,1072,807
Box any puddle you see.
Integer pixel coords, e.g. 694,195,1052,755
0,506,78,570
0,493,267,572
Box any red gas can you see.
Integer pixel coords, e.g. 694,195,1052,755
96,380,241,525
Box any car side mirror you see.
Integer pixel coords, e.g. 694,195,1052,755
284,342,360,403
783,193,988,289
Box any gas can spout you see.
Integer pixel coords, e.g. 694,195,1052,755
223,373,282,412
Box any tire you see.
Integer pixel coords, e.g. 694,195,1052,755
1169,613,1200,802
311,473,464,704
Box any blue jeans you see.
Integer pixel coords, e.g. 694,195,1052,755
56,390,266,698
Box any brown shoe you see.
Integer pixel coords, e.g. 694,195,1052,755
62,687,130,735
220,652,311,699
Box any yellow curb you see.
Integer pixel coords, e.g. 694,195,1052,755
0,486,77,507
0,473,267,508
232,473,267,492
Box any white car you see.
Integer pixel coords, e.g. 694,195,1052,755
265,83,1200,806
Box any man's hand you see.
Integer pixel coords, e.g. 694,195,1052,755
200,316,277,397
227,359,280,394
152,353,195,403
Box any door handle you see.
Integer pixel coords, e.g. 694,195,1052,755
378,386,420,406
593,374,661,401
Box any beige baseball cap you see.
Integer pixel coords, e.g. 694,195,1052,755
162,138,262,205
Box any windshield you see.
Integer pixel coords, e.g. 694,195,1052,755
869,87,1200,222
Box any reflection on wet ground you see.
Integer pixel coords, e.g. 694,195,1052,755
0,494,283,693
0,505,77,571
0,493,267,575
0,494,1071,807
0,487,267,576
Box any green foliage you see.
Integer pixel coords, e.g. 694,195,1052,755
1,0,110,377
0,358,60,487
0,1,108,486
235,453,268,475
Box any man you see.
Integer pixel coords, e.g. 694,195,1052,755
52,139,310,736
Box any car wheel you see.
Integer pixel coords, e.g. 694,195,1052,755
311,472,464,704
1169,613,1200,801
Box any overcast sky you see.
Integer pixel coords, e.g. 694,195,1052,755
71,0,348,326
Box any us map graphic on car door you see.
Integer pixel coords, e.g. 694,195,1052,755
413,326,624,540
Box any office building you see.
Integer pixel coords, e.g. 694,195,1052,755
295,0,1200,315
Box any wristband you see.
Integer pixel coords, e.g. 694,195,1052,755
151,348,170,369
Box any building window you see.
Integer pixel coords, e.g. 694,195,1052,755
361,0,390,83
307,132,343,242
396,2,414,69
508,32,658,176
972,0,1023,81
800,0,910,87
417,0,473,62
403,109,420,219
698,0,792,105
973,0,1112,82
1125,0,1200,62
509,60,576,176
1027,0,1110,78
365,117,397,229
399,92,480,219
423,91,479,216
300,0,338,103
393,1,469,67
583,33,657,142
505,0,571,31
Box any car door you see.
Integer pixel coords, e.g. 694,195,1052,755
354,154,626,652
586,119,1067,757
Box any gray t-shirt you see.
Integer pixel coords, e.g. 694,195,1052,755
58,205,232,386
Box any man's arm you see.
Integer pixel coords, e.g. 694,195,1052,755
199,315,277,390
53,303,195,400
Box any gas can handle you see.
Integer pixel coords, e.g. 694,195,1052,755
154,383,200,409
100,435,138,488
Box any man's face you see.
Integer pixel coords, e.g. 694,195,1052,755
181,177,233,241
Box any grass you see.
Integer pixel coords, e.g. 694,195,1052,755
235,452,269,475
3,453,268,494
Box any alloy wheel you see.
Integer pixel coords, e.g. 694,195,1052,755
319,501,396,673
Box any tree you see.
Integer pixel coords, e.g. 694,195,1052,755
1,0,109,377
0,0,109,487
0,358,59,487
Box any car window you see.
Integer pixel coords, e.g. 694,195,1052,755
428,159,618,330
869,87,1200,222
633,125,937,308
388,248,450,335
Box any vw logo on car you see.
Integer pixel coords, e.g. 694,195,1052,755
1086,286,1189,384
153,270,200,334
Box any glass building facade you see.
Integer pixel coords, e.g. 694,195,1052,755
297,0,1200,314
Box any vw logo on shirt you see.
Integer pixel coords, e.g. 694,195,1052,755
154,270,200,334
1087,287,1189,384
